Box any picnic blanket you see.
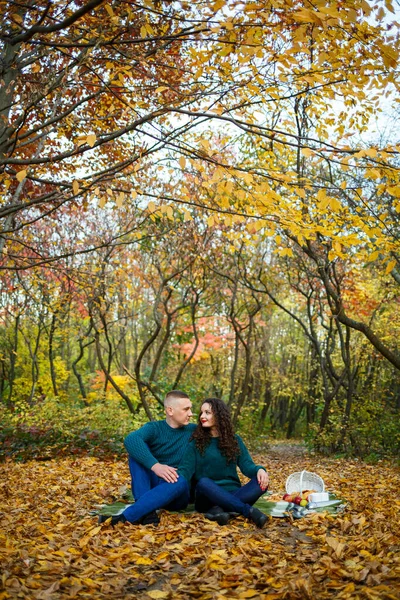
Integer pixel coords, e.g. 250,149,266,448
93,490,345,520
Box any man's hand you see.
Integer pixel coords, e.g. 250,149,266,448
151,463,178,483
257,468,269,491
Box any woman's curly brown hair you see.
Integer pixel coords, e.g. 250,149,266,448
191,398,239,463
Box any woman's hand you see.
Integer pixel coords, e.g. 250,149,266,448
257,468,269,491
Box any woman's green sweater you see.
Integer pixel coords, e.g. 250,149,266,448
178,435,265,492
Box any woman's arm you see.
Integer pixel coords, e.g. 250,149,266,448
177,440,197,484
236,435,269,489
256,468,269,491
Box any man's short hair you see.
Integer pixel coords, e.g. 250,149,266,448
164,390,190,407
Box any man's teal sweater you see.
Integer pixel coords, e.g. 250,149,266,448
124,421,196,470
178,435,265,492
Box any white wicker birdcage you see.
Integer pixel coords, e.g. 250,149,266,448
285,470,325,494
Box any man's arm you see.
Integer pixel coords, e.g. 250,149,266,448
124,423,178,483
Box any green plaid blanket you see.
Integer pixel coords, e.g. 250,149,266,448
93,490,345,520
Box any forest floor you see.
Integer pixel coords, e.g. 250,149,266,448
1,441,399,600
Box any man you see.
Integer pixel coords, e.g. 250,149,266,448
100,390,194,526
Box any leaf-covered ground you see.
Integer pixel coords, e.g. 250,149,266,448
1,443,399,600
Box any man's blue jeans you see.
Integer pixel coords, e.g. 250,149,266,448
195,476,265,518
123,457,189,524
128,456,160,501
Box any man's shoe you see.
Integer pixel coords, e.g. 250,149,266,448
141,510,160,526
205,506,223,516
248,507,268,529
98,513,127,526
205,510,231,526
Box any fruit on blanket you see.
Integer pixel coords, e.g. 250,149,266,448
283,492,304,503
282,489,318,502
283,493,298,502
300,499,308,507
302,490,316,501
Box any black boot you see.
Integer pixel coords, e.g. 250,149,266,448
204,506,240,526
205,506,223,516
141,510,160,526
98,513,127,526
248,506,268,529
204,510,231,525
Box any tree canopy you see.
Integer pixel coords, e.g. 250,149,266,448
1,0,399,454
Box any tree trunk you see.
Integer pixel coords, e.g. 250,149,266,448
8,314,19,405
72,338,93,404
259,378,272,426
233,316,254,426
95,330,137,415
49,313,58,396
25,319,44,404
228,331,240,408
172,293,199,389
286,400,305,438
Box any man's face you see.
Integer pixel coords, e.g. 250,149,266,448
168,397,193,427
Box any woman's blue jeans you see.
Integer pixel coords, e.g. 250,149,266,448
195,477,265,518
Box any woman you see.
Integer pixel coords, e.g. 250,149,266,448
178,398,269,528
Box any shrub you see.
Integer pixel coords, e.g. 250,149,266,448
306,397,400,459
0,396,146,461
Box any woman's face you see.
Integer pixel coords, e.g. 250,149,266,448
200,402,216,431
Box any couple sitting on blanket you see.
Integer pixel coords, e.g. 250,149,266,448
100,390,269,529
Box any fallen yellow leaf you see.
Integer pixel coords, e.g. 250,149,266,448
147,591,170,599
86,133,97,147
238,590,260,598
16,170,27,182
